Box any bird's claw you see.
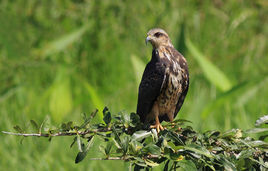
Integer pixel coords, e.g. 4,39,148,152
150,123,164,133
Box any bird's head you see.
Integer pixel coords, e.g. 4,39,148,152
146,28,173,49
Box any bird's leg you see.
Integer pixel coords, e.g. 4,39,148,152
150,115,164,133
167,110,176,127
149,103,164,133
167,112,174,122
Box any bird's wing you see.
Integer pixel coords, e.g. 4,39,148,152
136,60,166,123
174,54,189,118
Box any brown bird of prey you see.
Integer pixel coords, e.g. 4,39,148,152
136,28,189,132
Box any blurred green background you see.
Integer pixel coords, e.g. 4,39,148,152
0,0,267,170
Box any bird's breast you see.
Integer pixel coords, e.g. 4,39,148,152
157,68,183,116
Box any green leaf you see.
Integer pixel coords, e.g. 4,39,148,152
121,136,130,154
70,137,77,148
167,142,184,152
105,142,113,156
204,130,221,138
246,140,268,148
103,107,112,125
61,123,67,130
166,131,184,145
130,113,140,127
13,125,23,133
142,144,161,155
66,121,73,130
130,141,143,154
144,159,159,167
132,131,152,141
177,159,197,171
255,115,268,127
164,160,170,171
236,149,254,159
172,119,192,124
185,37,232,91
30,120,39,131
245,128,268,134
220,129,242,139
216,154,237,171
80,110,98,128
184,144,213,158
112,126,121,147
77,134,83,152
75,136,95,164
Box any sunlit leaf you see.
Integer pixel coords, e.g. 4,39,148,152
185,37,232,91
132,131,152,141
144,159,159,167
255,115,268,127
184,144,213,158
245,128,268,134
246,140,268,148
236,149,254,159
121,136,130,154
77,134,83,152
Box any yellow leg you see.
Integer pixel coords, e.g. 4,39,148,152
150,116,164,133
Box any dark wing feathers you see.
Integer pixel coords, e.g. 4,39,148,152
174,53,189,119
136,58,166,122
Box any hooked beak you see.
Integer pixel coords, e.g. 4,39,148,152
145,36,151,45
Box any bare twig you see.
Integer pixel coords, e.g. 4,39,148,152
89,155,160,161
2,128,111,137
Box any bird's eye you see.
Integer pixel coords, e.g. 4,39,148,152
154,32,162,38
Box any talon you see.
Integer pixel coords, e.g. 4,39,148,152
150,123,164,133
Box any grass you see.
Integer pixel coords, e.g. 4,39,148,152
0,0,267,170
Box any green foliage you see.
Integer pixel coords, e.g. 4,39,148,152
0,0,267,170
5,108,268,170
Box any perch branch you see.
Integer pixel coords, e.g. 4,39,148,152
2,128,111,137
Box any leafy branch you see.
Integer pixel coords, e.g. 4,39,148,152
2,107,268,170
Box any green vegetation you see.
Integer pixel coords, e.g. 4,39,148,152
3,108,268,170
0,0,267,170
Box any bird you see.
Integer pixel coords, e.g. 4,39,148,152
136,28,189,133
